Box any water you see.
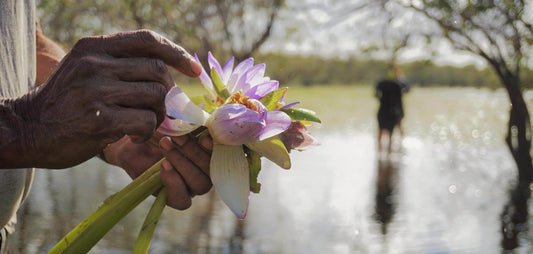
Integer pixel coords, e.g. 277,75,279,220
7,86,533,253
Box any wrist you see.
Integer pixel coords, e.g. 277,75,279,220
0,93,39,168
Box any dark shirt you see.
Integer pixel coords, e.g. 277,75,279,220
375,79,406,131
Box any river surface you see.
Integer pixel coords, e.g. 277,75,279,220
7,86,533,253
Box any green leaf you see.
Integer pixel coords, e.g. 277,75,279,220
247,136,291,169
246,149,262,193
281,108,322,123
211,68,231,100
260,87,288,111
190,95,218,113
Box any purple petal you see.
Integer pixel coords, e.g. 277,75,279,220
194,53,216,97
227,58,254,93
207,104,266,145
222,57,235,84
245,64,266,86
279,101,300,110
165,87,210,125
296,131,320,150
233,64,264,94
245,80,279,99
210,144,250,218
257,111,292,141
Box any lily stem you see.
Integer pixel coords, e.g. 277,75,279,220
47,159,165,254
132,187,167,254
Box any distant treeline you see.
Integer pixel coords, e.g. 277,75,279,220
177,52,533,88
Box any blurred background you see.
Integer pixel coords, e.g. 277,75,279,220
9,0,533,253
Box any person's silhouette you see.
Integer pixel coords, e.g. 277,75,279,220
375,70,408,154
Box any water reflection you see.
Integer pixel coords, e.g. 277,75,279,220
374,156,400,236
501,176,531,250
7,87,533,253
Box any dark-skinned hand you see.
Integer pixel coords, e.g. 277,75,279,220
1,27,213,210
8,30,202,169
104,131,213,210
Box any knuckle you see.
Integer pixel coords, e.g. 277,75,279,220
150,59,168,76
146,82,167,99
72,55,103,77
135,29,162,45
139,112,158,132
78,55,99,68
72,36,102,53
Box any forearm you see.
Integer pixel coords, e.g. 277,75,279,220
35,20,65,86
0,95,37,168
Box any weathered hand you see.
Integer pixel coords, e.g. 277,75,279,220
10,30,201,169
105,132,213,210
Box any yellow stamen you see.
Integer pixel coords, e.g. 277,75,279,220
228,91,258,111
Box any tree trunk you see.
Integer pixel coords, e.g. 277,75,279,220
501,75,533,250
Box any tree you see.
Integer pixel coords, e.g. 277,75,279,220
402,0,533,250
37,0,285,62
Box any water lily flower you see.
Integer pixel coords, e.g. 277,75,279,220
195,52,280,100
160,53,293,218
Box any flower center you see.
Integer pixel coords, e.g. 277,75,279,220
228,91,259,112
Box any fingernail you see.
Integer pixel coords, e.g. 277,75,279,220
191,59,203,76
162,159,172,171
173,135,189,146
160,136,173,151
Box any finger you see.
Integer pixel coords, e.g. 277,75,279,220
102,56,175,90
198,135,213,151
102,107,157,143
160,159,192,210
99,80,167,126
100,30,202,77
171,135,211,176
160,137,212,195
172,135,189,146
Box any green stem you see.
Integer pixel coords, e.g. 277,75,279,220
48,159,165,254
132,188,167,254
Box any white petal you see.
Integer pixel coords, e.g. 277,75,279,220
157,117,199,136
165,87,210,125
211,144,250,218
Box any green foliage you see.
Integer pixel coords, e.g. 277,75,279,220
281,108,321,123
37,0,533,89
246,149,262,194
210,68,231,100
252,52,508,88
37,0,284,60
259,87,287,111
190,95,217,113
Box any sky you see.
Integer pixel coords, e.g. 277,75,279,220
261,0,487,68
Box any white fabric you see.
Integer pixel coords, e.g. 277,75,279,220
0,0,36,234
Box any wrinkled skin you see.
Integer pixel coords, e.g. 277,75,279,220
105,130,213,210
1,27,212,210
24,30,201,167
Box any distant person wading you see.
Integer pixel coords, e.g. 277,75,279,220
375,67,409,155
